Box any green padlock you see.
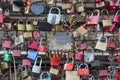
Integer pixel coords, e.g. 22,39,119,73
3,51,12,62
17,21,26,31
26,21,34,31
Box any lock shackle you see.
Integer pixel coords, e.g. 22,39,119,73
76,0,84,6
65,57,74,63
20,66,27,71
109,37,116,41
79,63,88,69
89,74,95,80
40,71,50,79
85,47,94,54
90,9,100,17
49,7,61,15
34,56,42,67
101,9,111,20
98,35,108,43
115,10,120,16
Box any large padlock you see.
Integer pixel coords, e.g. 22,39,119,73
95,36,108,51
32,56,42,74
47,7,61,25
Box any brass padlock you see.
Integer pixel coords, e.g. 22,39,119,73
21,67,28,79
1,61,9,70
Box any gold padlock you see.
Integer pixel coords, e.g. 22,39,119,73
21,67,28,79
1,62,8,70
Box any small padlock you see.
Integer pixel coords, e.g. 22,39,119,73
3,51,12,62
21,67,28,79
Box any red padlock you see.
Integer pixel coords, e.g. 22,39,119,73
77,63,90,76
50,54,61,66
110,1,119,12
22,59,31,66
116,72,120,80
64,58,74,70
114,10,120,23
75,53,83,61
87,9,100,26
107,37,117,49
28,40,39,50
12,50,21,57
2,40,12,49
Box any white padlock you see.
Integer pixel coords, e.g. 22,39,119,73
32,56,42,74
47,7,61,25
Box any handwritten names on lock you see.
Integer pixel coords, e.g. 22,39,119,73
48,32,72,50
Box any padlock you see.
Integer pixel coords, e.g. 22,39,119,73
64,58,74,70
114,10,120,23
40,71,51,80
3,51,12,62
21,67,28,79
12,50,21,57
87,9,100,26
101,9,112,29
23,32,32,39
110,0,119,12
95,36,108,51
32,56,42,74
38,38,47,54
76,0,84,12
28,40,39,50
17,20,26,31
49,67,59,75
22,59,31,66
14,35,24,46
1,62,8,70
84,47,95,63
27,50,38,60
77,63,90,76
47,7,61,25
26,20,34,31
107,37,117,49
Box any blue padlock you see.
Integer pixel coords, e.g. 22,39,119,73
27,50,38,60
